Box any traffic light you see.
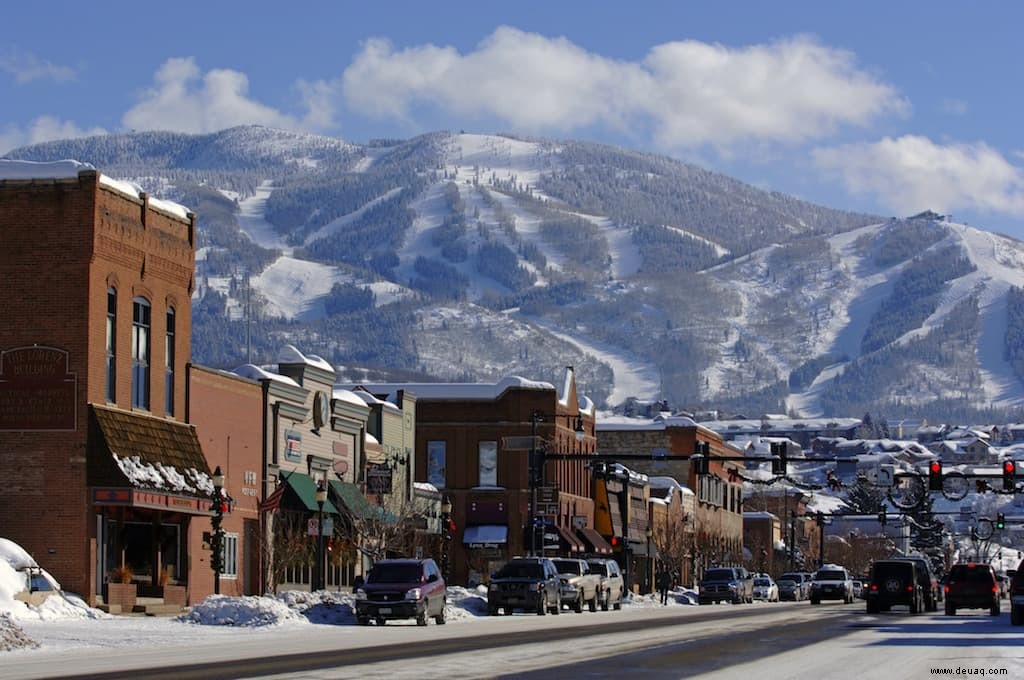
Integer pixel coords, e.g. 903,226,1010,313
878,511,887,528
928,460,943,491
997,513,1006,530
693,441,710,475
1004,460,1017,492
771,442,787,476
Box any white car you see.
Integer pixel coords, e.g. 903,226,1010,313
752,576,779,601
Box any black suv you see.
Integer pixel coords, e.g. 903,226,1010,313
895,556,940,611
354,558,447,626
866,559,923,614
945,562,1000,616
488,557,562,615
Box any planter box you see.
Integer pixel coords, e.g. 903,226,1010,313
106,582,137,610
162,584,187,606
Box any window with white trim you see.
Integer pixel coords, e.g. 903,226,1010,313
222,533,238,579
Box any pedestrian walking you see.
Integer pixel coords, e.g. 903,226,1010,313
657,568,671,605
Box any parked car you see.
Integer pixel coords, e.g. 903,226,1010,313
1009,560,1024,625
551,558,600,612
895,556,940,611
809,564,855,604
752,575,779,602
945,562,1000,616
851,579,865,599
698,567,753,605
354,557,447,626
586,558,624,611
488,557,562,616
778,571,810,601
866,559,924,614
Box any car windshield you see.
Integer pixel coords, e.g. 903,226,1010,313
778,580,796,587
754,578,771,586
587,563,609,576
496,562,543,579
781,573,803,582
704,569,735,580
816,570,845,580
367,563,422,583
552,560,583,575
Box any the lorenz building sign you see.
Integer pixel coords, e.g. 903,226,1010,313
0,345,77,431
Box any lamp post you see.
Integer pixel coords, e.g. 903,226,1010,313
645,527,653,594
314,480,327,592
211,466,225,595
529,410,541,557
440,496,453,582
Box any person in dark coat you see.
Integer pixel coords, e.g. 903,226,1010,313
656,568,671,605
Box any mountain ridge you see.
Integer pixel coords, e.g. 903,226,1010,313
6,125,1024,422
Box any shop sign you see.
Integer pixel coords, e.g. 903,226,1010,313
0,346,77,431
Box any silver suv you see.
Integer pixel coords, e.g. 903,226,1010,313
586,558,624,611
810,564,855,604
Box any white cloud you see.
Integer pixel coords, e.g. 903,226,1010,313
0,49,76,84
342,27,907,149
0,116,106,155
940,98,969,116
812,135,1024,217
122,57,336,134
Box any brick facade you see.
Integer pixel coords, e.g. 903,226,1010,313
0,166,201,604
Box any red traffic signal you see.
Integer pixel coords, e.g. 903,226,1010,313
609,536,619,547
1004,460,1017,491
928,460,943,491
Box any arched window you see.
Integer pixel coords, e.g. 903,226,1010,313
106,288,117,403
165,308,175,415
132,297,151,410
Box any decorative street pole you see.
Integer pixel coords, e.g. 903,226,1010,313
530,410,541,557
440,496,453,582
314,481,327,591
211,466,225,595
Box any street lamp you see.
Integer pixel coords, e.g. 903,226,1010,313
440,497,453,581
210,466,225,595
645,527,653,594
314,480,327,592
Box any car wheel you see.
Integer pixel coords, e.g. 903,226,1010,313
945,604,955,616
537,593,547,616
357,616,370,626
588,595,598,612
435,601,447,625
991,602,1001,616
488,605,499,616
551,593,561,615
416,610,428,626
1012,605,1024,626
601,591,610,612
613,592,622,610
375,617,386,626
573,595,583,613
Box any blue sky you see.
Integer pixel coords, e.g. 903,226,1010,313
4,1,1024,238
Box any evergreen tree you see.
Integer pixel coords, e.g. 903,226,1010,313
908,492,945,575
843,477,886,515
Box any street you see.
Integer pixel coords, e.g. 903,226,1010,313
7,600,1024,680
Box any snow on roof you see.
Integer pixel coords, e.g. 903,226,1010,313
0,159,191,221
365,431,380,446
596,414,699,431
278,345,334,373
333,388,369,409
350,376,555,401
743,511,778,520
347,387,401,411
113,454,214,496
0,158,94,179
231,363,301,388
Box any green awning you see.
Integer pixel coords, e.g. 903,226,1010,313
282,472,339,514
329,480,397,524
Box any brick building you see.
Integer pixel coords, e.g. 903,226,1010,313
597,414,745,581
0,160,214,607
356,367,601,586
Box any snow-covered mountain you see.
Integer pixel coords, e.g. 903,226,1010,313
8,126,1024,422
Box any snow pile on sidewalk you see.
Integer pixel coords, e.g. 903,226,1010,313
0,613,38,651
180,584,493,627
